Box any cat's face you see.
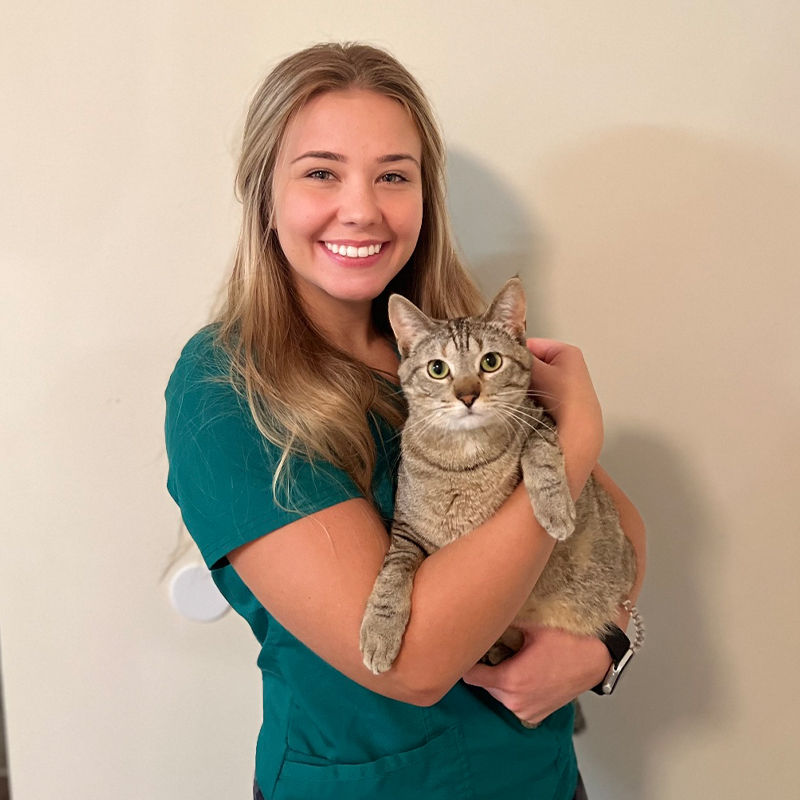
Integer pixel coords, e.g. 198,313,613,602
389,278,533,432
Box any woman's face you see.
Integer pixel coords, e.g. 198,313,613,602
271,89,424,317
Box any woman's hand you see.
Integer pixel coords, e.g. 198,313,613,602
527,339,604,500
461,623,611,726
526,338,603,433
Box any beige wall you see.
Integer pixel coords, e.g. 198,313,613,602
1,2,798,798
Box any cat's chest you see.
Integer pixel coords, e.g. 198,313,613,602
395,438,523,543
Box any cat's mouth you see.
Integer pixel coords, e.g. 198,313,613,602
444,404,489,431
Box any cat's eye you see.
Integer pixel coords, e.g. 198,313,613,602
480,352,503,372
427,360,450,379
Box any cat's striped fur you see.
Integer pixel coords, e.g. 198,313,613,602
359,278,636,687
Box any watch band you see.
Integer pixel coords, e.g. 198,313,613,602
591,602,645,695
591,622,634,696
599,623,631,662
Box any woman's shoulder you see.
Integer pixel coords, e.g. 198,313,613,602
164,323,250,436
169,323,229,384
167,322,237,394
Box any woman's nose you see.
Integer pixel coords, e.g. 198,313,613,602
337,180,382,227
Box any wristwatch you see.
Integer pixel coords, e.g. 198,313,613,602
591,623,635,695
591,601,644,695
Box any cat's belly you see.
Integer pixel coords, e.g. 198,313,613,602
514,478,637,635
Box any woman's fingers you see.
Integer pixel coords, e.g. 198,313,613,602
461,657,518,692
461,662,498,688
462,628,612,726
526,338,577,365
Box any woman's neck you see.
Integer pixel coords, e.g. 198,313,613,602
296,283,393,369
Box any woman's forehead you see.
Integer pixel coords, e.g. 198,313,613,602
281,89,422,162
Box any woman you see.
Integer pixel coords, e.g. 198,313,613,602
165,42,646,800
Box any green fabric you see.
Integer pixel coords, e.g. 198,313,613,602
165,326,578,800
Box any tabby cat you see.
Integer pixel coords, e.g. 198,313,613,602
360,277,636,693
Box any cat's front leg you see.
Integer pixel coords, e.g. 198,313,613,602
520,416,576,541
360,523,428,675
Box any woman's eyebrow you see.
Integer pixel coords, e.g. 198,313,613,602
291,151,420,168
378,153,420,168
291,150,346,164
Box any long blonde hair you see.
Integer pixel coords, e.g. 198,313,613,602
215,42,484,506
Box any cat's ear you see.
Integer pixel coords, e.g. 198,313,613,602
388,294,436,357
482,277,527,340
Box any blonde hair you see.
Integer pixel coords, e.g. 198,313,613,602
215,42,484,506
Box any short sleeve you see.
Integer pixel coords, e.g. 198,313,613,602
164,327,361,569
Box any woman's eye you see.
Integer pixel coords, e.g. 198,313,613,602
307,169,334,181
380,172,407,184
427,360,450,379
480,352,503,372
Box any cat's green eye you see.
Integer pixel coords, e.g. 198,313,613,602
427,360,450,379
480,352,503,372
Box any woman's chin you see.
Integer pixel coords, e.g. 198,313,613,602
324,280,394,305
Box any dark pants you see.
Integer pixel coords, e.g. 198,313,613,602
573,771,589,800
255,772,588,799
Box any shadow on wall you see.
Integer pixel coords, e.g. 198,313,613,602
450,127,800,800
539,125,800,799
447,150,555,331
575,429,727,800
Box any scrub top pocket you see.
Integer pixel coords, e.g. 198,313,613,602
273,725,476,800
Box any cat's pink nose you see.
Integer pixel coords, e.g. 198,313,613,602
459,394,477,408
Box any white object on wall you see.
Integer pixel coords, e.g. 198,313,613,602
169,564,230,622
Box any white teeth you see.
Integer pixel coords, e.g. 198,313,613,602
325,242,383,258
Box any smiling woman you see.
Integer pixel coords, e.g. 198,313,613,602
164,42,627,800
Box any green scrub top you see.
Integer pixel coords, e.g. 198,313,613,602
164,326,578,800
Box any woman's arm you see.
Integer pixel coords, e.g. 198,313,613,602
461,464,647,724
229,341,603,706
228,448,588,707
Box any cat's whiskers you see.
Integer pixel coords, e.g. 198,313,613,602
495,408,541,436
492,401,557,434
491,403,545,428
401,406,451,439
490,407,517,441
491,405,551,443
494,388,562,404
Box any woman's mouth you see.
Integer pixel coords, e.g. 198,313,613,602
320,241,388,266
323,241,383,258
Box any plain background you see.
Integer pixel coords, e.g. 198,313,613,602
1,2,799,798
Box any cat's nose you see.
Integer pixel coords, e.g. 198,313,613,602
458,394,477,408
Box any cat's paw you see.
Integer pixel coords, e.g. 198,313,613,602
359,610,405,675
533,491,576,541
482,642,517,666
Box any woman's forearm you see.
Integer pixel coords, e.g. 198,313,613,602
396,482,554,702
